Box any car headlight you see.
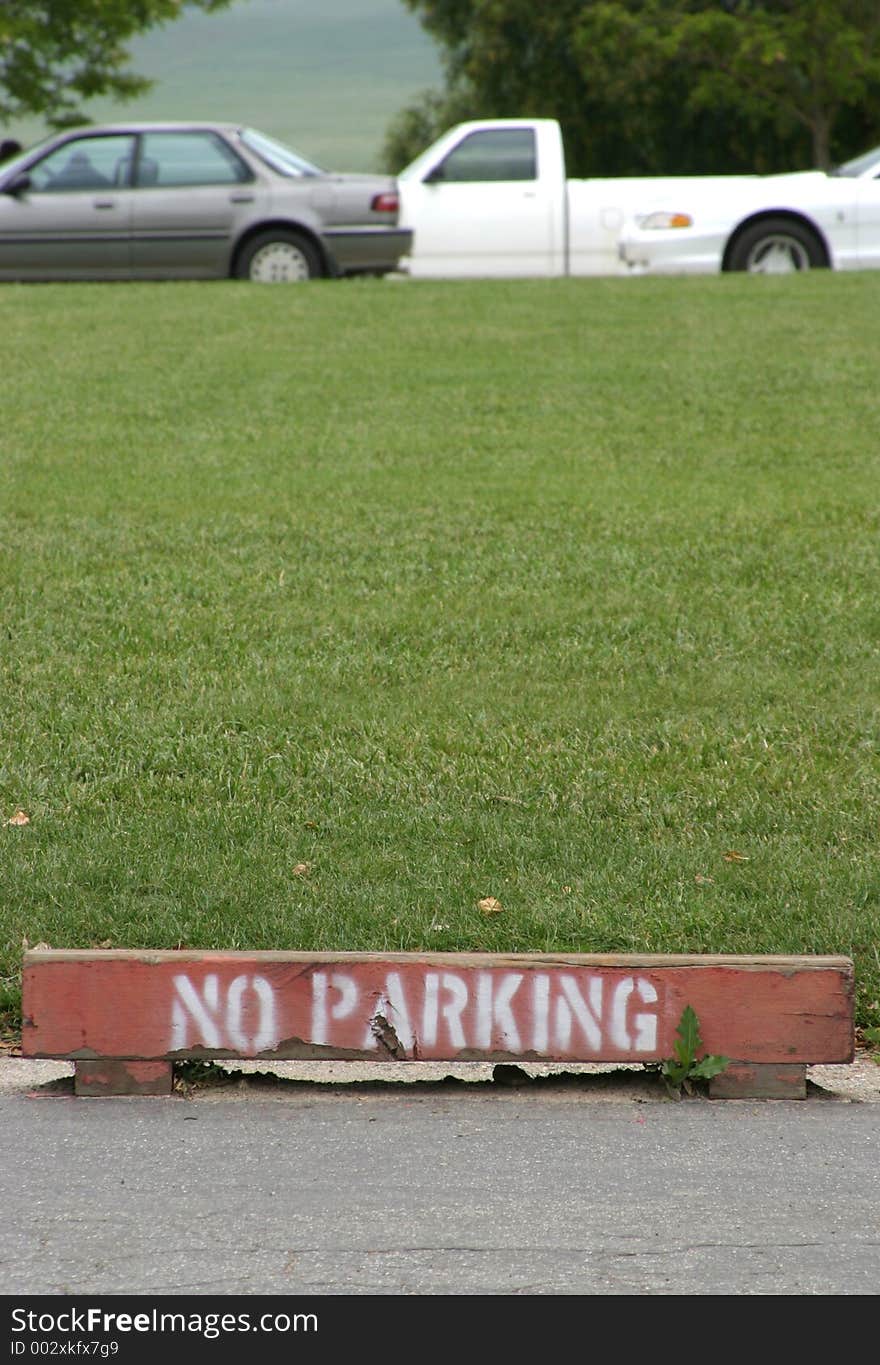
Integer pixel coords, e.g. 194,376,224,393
636,211,694,230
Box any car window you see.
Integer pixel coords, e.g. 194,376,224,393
830,145,880,178
428,129,537,183
135,132,252,188
27,136,136,192
239,128,322,178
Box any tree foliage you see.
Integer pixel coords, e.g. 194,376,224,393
665,0,880,169
0,1,234,129
385,1,880,174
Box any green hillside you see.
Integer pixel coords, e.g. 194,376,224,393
5,0,442,172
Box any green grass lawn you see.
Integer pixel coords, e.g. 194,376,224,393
2,272,879,1036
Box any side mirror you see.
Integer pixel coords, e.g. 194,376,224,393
3,173,31,196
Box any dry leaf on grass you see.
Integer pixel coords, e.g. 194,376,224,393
722,850,749,862
5,810,30,827
695,873,714,884
292,862,311,876
478,896,503,915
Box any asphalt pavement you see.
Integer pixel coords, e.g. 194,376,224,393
3,1052,879,1298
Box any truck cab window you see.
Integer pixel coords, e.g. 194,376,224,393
427,129,536,183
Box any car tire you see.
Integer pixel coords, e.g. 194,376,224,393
234,230,323,282
726,217,826,273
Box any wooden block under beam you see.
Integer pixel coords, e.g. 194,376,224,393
74,1060,173,1097
709,1063,807,1100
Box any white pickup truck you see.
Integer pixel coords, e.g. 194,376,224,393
396,117,745,278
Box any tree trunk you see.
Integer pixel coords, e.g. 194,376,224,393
810,111,833,170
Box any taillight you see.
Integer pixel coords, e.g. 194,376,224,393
371,191,399,213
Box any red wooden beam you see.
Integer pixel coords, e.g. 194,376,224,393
22,951,854,1079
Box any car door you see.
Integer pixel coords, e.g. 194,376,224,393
128,131,258,278
399,127,559,277
0,134,134,280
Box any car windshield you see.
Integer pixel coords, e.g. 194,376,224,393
830,145,880,178
0,132,58,181
239,128,323,178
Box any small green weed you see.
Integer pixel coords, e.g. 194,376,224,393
658,1005,730,1098
172,1059,228,1095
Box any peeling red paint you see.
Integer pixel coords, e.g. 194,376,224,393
21,950,854,1067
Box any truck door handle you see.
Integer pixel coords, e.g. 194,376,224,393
93,200,116,209
230,193,255,203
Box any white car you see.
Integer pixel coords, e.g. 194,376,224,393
618,144,880,274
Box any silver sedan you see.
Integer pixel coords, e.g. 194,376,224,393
0,122,413,282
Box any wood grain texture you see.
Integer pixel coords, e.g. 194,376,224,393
22,950,854,1067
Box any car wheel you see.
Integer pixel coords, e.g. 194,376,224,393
235,230,323,282
727,218,826,274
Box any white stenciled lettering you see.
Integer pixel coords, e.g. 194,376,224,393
422,973,440,1045
170,974,222,1050
610,976,659,1052
311,972,358,1045
632,978,659,1051
363,972,415,1051
476,972,523,1051
300,964,661,1057
225,975,278,1053
554,975,603,1051
169,973,279,1053
441,972,469,1047
532,973,550,1051
421,972,469,1048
